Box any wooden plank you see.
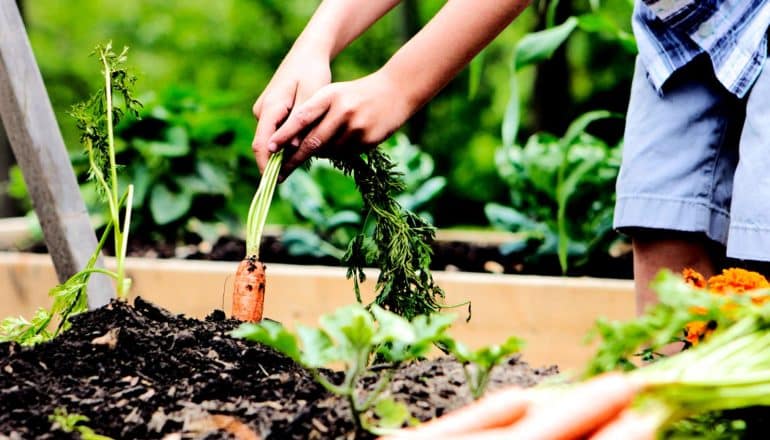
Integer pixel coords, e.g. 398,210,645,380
0,3,114,307
0,252,635,370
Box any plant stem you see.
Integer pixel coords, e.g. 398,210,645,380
246,150,283,257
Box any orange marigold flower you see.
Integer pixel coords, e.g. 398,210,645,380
682,268,706,288
707,268,770,294
684,320,716,346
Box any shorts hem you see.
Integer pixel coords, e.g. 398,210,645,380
725,224,770,262
613,194,730,245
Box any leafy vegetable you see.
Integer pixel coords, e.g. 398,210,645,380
233,304,455,434
489,111,623,273
447,335,524,399
50,407,113,440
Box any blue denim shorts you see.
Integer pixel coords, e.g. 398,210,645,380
614,55,770,261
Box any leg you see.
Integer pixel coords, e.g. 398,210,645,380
614,56,743,314
632,231,722,313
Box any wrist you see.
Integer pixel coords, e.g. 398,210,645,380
376,63,424,119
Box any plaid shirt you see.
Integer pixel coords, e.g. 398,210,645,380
634,0,770,97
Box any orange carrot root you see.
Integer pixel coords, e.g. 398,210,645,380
232,256,266,322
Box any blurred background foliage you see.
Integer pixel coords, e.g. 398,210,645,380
8,0,637,272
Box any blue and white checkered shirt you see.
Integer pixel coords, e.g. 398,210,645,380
634,0,770,97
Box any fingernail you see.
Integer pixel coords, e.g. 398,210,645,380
268,142,278,152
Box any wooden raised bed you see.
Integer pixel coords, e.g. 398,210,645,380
0,251,634,370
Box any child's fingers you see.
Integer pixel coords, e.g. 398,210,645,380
252,103,291,172
381,386,530,439
590,409,658,440
505,373,638,440
269,91,332,152
279,115,342,180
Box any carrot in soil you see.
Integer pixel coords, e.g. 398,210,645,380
232,257,266,322
232,151,283,322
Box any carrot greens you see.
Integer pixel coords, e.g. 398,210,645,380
330,150,445,320
245,150,284,258
0,43,140,345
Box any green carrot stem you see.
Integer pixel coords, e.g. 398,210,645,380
246,150,284,257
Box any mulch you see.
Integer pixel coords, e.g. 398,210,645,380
0,298,557,439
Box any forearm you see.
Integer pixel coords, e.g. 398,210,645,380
293,0,403,60
380,0,531,111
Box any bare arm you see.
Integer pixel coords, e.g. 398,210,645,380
266,0,532,177
252,0,402,170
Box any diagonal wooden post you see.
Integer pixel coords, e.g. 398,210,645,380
0,2,115,308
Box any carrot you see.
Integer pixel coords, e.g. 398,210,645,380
232,150,283,322
232,256,266,322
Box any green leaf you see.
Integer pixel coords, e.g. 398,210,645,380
468,49,486,99
195,161,231,196
231,321,302,363
279,168,327,225
373,398,413,430
135,139,189,157
150,182,193,225
130,164,151,207
559,110,615,149
319,304,377,353
296,325,338,368
514,17,578,70
484,203,540,232
371,305,417,346
502,72,520,149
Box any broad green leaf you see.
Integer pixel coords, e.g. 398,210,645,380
319,304,376,352
404,177,446,210
279,169,327,225
283,227,345,259
484,203,540,232
150,182,193,225
371,305,416,346
296,325,338,368
130,164,151,207
195,161,231,196
514,17,578,70
135,139,189,158
231,321,302,363
326,211,361,229
373,398,413,430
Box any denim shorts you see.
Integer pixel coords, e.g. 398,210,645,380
614,55,770,261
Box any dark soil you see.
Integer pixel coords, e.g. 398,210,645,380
0,299,557,440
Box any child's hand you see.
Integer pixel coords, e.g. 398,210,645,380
264,69,414,179
252,51,331,173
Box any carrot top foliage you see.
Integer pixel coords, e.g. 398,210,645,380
330,150,445,320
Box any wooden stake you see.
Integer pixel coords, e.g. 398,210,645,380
0,2,114,308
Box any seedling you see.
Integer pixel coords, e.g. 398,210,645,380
0,43,140,345
447,335,524,399
232,304,455,434
50,407,113,440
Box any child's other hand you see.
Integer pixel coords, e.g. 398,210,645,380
252,51,331,173
265,69,413,179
